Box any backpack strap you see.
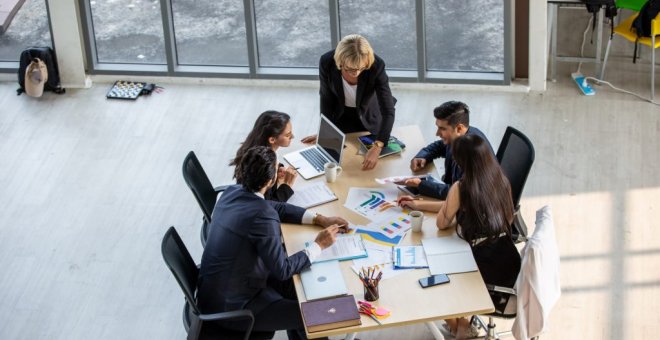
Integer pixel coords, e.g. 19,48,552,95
633,38,639,63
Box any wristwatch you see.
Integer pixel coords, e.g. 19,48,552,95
374,140,385,148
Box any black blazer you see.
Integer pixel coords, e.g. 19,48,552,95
197,185,310,315
319,50,396,143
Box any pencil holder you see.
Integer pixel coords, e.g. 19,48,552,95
364,283,379,302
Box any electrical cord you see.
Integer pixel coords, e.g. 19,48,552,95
576,16,593,74
574,16,659,106
586,76,660,106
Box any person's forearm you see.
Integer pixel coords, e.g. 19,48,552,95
412,201,442,212
435,202,455,230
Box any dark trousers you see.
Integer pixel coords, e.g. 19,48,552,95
335,106,367,133
224,278,327,340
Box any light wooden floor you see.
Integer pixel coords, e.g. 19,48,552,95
2,33,660,340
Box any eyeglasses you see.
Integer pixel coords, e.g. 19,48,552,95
343,66,366,74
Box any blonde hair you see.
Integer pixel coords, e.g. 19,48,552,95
333,34,375,71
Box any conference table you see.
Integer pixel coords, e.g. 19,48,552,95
280,125,494,339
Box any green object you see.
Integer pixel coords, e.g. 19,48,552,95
616,0,647,11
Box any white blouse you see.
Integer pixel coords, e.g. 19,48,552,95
341,77,358,108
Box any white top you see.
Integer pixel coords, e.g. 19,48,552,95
512,205,561,340
342,77,358,108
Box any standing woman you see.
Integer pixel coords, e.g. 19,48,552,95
398,134,521,339
231,110,298,202
302,34,396,170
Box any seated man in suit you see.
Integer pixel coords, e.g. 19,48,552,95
399,101,493,199
197,146,347,340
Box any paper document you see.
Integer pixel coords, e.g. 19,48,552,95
392,245,428,269
422,234,478,274
375,174,430,185
344,187,404,221
307,234,368,263
287,182,337,208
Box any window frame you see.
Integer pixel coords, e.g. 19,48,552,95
74,0,511,84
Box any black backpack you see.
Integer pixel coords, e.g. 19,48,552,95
632,0,660,37
17,47,65,95
630,0,660,62
582,0,618,41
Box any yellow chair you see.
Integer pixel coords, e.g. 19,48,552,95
601,12,660,100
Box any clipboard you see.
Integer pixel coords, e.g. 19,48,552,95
306,234,368,263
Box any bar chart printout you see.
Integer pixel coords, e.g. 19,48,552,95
344,187,402,221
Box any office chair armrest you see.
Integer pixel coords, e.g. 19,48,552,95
188,310,256,340
199,309,254,322
486,284,516,296
213,185,230,193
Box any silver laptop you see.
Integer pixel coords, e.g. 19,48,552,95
284,115,345,180
300,260,348,301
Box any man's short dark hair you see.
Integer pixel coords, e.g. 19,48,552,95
237,146,277,192
433,101,470,128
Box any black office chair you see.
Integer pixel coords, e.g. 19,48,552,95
161,226,274,340
182,151,229,247
496,126,535,243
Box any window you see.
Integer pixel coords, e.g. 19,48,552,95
171,0,248,66
253,0,331,68
88,0,166,64
338,0,417,70
425,0,504,73
0,0,52,62
75,0,509,83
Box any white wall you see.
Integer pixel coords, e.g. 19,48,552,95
528,0,548,92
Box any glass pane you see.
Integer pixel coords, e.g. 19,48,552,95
338,0,416,70
254,0,331,68
89,0,165,64
171,0,248,66
0,0,52,61
425,0,504,73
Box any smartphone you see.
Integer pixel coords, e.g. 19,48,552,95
418,274,450,288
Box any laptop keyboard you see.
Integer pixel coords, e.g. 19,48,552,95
301,148,330,171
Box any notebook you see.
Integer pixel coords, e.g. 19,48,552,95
421,234,478,275
300,260,348,301
283,115,345,179
300,295,361,333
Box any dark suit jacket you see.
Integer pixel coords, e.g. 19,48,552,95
197,184,310,315
265,183,294,202
415,126,494,198
319,50,396,143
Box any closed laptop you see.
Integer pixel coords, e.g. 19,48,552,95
300,260,348,301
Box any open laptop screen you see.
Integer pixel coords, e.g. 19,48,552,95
317,116,344,163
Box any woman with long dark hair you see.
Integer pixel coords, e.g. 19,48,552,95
231,110,298,202
398,134,521,339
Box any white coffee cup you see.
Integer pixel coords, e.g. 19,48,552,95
324,162,343,183
409,210,424,232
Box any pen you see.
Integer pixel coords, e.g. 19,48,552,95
365,312,383,325
393,197,424,203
